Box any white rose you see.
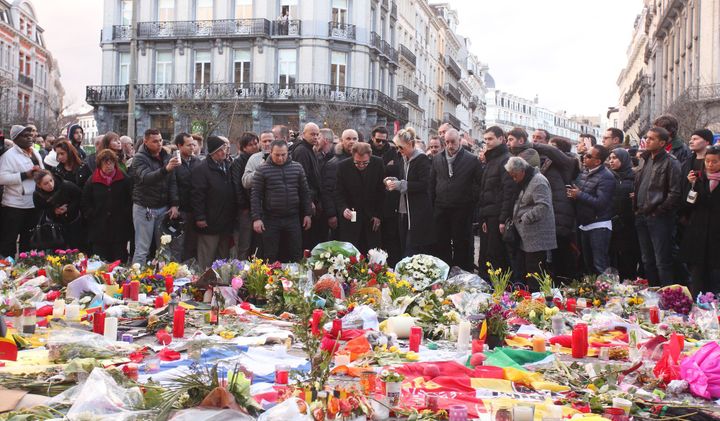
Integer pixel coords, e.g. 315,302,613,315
161,234,172,245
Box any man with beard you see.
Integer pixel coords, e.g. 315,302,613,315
0,125,44,256
335,142,384,253
371,125,402,265
291,123,323,248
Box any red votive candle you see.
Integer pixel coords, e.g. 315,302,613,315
154,296,164,308
409,326,422,352
275,365,289,385
311,309,323,336
566,298,577,313
572,323,588,358
122,282,130,299
649,306,660,324
172,307,185,338
128,281,140,301
331,319,342,337
165,276,174,294
93,311,105,335
472,339,485,354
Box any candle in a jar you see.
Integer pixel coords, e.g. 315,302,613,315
571,323,588,358
532,335,546,353
311,309,323,335
172,307,185,338
52,300,65,317
165,276,174,294
93,311,106,335
65,303,80,321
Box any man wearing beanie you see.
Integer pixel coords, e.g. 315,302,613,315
680,129,715,219
191,136,236,269
130,128,180,265
0,125,44,256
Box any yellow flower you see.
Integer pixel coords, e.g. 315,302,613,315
486,262,491,268
405,351,419,361
389,345,399,353
593,299,601,307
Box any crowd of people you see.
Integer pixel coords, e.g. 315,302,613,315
0,114,717,292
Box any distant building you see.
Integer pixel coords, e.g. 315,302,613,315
0,0,65,134
77,110,98,142
485,88,601,142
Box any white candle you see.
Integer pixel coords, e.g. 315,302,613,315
65,303,80,321
457,320,471,352
52,300,65,318
512,405,534,421
104,317,118,342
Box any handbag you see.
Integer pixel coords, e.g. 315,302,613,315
29,212,65,250
502,218,518,244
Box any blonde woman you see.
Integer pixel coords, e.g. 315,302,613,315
385,127,434,256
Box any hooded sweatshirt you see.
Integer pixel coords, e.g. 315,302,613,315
66,124,87,160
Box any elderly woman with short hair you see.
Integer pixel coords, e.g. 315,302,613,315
505,156,557,290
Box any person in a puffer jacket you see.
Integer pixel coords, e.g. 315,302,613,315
251,140,312,262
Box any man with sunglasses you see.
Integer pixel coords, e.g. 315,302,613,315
566,145,616,274
370,125,402,265
334,142,384,253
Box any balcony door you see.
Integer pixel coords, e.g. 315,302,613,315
194,50,211,86
195,0,213,20
157,0,174,21
332,0,347,24
234,0,252,19
278,49,296,94
233,49,251,89
331,51,347,94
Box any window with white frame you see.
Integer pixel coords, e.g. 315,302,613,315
330,51,347,90
196,0,213,20
233,49,251,84
158,0,174,21
332,0,347,24
156,51,173,83
120,0,132,25
194,50,211,84
234,0,252,19
278,49,296,88
119,52,130,84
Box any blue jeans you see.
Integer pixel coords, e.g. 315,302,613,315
635,213,674,285
132,204,168,265
580,227,612,274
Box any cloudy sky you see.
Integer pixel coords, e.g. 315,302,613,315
32,0,643,116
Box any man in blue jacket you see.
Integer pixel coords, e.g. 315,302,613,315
567,145,616,274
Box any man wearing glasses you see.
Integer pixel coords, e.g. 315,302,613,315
335,142,385,254
370,125,402,265
566,145,616,274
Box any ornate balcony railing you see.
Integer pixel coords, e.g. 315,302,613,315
397,85,418,106
381,40,398,63
112,25,132,41
86,82,408,121
680,84,720,102
445,55,462,79
271,19,301,36
445,83,461,104
443,112,461,129
18,74,34,89
399,44,416,67
370,31,382,50
328,22,356,40
137,19,270,39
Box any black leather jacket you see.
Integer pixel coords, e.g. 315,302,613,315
633,149,681,216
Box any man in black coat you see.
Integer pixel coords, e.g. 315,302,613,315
371,125,402,265
230,132,259,260
291,122,323,249
335,142,385,254
322,129,356,235
429,128,482,271
252,140,312,262
477,126,517,273
191,137,237,269
173,132,200,262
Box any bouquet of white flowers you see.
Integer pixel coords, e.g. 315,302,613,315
394,254,449,291
309,241,359,279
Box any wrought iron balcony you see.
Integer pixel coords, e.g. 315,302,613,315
328,22,356,40
445,55,462,79
381,40,398,63
399,44,416,67
443,112,461,129
445,83,461,104
271,19,301,36
137,19,270,40
86,82,408,121
369,31,382,50
112,25,132,41
679,84,720,103
397,85,418,106
18,74,34,89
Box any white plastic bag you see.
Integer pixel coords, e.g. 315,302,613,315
257,398,312,421
66,368,156,420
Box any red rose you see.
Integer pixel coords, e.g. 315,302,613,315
349,255,358,265
303,249,311,258
37,269,46,277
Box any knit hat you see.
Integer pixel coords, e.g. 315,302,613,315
692,129,714,145
9,125,29,141
206,136,225,155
